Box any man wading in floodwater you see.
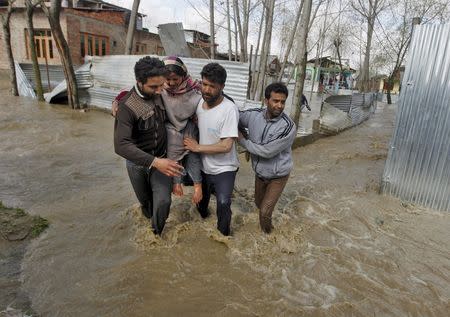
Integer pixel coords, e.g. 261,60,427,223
238,82,296,233
114,57,183,236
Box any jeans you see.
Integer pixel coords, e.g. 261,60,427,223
173,152,202,185
197,170,237,236
126,160,172,235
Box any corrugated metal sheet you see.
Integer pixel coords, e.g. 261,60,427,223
82,55,250,109
15,62,37,98
44,63,92,102
20,63,65,91
158,23,191,57
382,23,450,212
319,93,376,135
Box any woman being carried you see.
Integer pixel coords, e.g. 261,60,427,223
162,56,202,203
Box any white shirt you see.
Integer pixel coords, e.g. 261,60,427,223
196,97,240,175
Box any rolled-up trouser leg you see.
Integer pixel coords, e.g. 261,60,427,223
148,169,172,235
258,175,289,233
126,160,153,219
211,171,236,236
185,152,202,183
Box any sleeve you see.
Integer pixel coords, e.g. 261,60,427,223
115,89,130,102
114,106,155,167
219,105,239,139
239,122,296,159
238,109,252,129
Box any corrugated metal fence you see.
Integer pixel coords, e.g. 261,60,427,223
382,23,450,212
319,93,376,135
19,63,65,92
15,62,37,98
82,55,250,109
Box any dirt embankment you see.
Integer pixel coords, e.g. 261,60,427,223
0,202,48,317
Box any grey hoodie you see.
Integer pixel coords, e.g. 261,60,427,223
239,108,296,179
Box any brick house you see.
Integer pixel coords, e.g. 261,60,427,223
0,0,165,70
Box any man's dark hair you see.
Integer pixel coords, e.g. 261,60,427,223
200,63,227,85
264,82,289,99
134,56,167,83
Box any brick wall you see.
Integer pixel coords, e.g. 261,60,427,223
0,8,67,69
134,31,164,56
66,10,127,65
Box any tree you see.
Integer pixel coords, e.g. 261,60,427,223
254,0,275,101
352,0,389,92
1,0,18,96
277,0,304,81
380,0,449,103
210,0,215,59
39,0,79,109
226,0,232,60
125,0,140,55
26,0,44,101
291,0,313,127
250,3,265,94
233,0,257,62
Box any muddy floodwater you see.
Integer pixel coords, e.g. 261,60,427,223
1,89,449,316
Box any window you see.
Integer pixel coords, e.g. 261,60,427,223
25,29,54,60
135,42,147,54
80,33,109,58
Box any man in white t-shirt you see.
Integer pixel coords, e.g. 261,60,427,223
184,63,239,236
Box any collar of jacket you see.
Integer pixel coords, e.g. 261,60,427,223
263,108,284,122
125,87,164,120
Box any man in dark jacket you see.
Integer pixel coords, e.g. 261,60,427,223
238,82,296,233
114,56,183,236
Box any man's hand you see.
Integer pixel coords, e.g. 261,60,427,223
172,183,184,196
238,131,245,141
111,99,119,117
152,158,184,177
184,137,200,152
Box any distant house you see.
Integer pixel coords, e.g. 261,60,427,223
305,56,356,92
369,65,405,94
0,0,164,70
250,55,281,75
183,29,218,59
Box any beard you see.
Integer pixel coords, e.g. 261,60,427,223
202,92,221,106
137,83,155,100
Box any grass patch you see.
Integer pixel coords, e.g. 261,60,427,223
30,216,49,238
0,201,49,240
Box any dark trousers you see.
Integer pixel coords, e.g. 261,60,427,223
126,160,172,235
255,174,289,233
197,170,237,236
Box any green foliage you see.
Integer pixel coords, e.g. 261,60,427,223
30,216,49,238
0,201,49,239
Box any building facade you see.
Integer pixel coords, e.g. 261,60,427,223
0,0,165,70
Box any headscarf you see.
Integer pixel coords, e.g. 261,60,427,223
163,56,200,95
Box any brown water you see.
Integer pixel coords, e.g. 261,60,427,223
1,89,449,316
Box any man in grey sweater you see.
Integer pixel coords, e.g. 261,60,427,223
238,82,296,233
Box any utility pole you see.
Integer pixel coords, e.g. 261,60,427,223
125,0,140,55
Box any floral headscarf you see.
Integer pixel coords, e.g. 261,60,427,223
163,56,200,95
